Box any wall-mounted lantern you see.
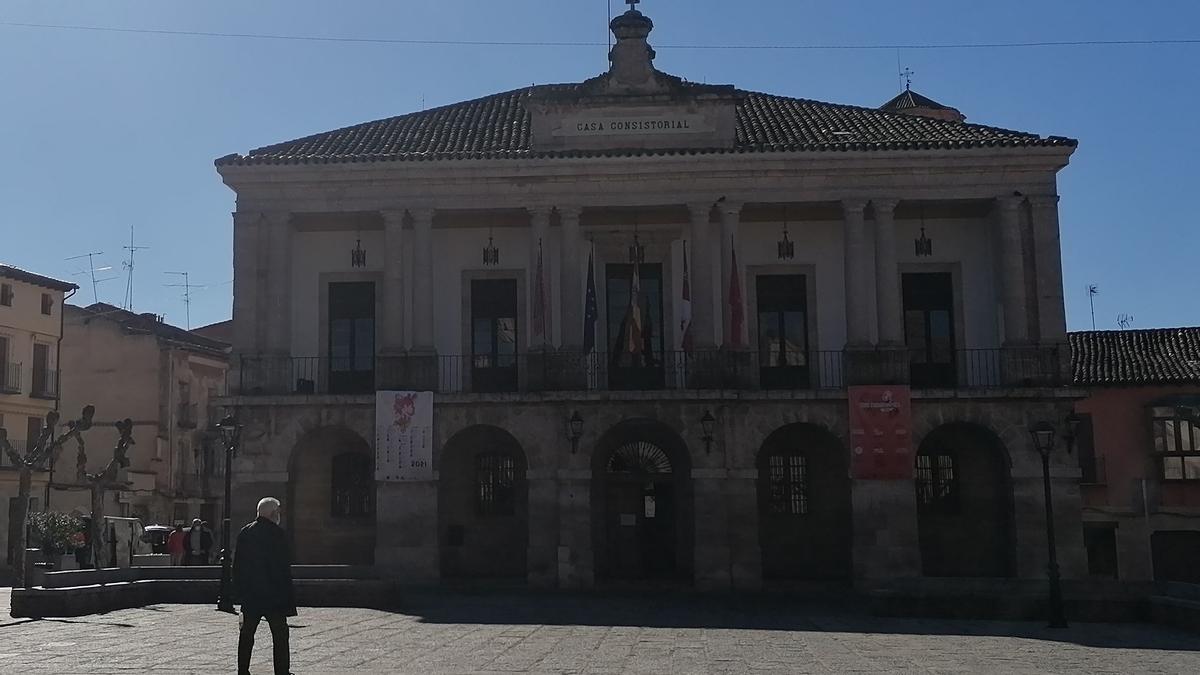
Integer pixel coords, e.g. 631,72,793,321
567,410,584,453
482,228,500,266
701,409,716,454
777,207,795,260
350,238,368,267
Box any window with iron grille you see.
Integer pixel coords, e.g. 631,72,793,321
766,452,807,515
475,452,516,516
1152,407,1200,481
331,452,373,518
916,453,958,512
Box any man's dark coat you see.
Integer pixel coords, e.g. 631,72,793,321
232,517,297,616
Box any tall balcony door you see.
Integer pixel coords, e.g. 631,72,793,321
328,281,375,395
470,279,518,393
606,263,665,391
31,343,50,398
903,272,956,388
756,274,810,389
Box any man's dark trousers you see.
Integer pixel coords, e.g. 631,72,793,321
238,611,289,675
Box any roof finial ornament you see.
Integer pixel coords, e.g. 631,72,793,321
901,67,915,91
626,0,640,9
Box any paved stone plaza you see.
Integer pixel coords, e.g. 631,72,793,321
0,590,1198,674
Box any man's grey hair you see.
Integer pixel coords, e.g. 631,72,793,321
257,497,281,519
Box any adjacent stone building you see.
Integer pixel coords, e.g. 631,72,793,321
0,264,77,569
59,303,231,527
216,5,1085,589
1070,327,1200,583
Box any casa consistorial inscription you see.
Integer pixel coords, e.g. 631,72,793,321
555,114,713,137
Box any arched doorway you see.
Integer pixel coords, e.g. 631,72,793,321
289,426,375,564
592,419,693,583
438,425,529,580
757,423,852,581
915,422,1014,577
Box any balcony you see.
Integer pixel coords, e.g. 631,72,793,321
30,369,57,399
231,346,1064,397
0,363,19,394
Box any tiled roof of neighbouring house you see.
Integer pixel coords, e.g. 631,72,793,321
216,86,1076,167
70,303,231,356
879,89,957,113
1069,328,1200,386
0,263,78,292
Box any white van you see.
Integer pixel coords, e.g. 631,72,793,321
100,516,148,568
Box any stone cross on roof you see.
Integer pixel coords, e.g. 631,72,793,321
626,0,640,8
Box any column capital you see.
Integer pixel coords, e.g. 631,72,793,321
554,205,583,222
870,199,900,216
1027,194,1061,209
717,200,743,218
380,209,406,224
407,207,436,224
994,195,1024,212
528,206,553,230
842,198,869,215
686,202,714,221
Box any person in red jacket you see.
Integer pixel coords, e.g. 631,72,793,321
166,524,185,566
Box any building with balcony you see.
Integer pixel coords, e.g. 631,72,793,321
0,263,77,569
1071,327,1200,583
216,6,1084,588
59,304,230,528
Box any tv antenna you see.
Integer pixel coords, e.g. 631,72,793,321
1117,313,1135,330
122,226,150,311
1087,284,1099,330
65,252,116,304
164,271,193,329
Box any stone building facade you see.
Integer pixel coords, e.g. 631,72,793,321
216,6,1086,589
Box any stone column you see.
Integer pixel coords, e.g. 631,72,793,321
842,199,872,347
686,202,716,349
1028,195,1067,344
410,208,436,352
718,201,743,347
381,210,406,355
995,196,1029,345
872,200,903,346
558,206,584,350
528,207,553,348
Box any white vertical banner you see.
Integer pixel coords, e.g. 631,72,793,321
375,391,434,482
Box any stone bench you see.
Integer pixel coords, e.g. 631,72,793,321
11,565,396,618
1149,582,1200,633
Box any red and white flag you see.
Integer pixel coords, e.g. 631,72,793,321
680,242,693,352
625,262,643,355
728,239,744,348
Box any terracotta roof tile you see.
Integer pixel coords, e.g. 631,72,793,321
1069,328,1200,386
217,85,1075,167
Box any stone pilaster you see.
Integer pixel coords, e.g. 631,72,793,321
872,199,903,347
410,208,436,353
264,213,293,355
374,480,439,584
231,211,262,358
556,469,593,589
527,470,560,588
718,201,743,347
381,210,406,355
995,196,1029,345
1028,195,1067,344
686,202,716,350
842,199,872,348
693,471,732,590
528,207,553,348
558,206,584,350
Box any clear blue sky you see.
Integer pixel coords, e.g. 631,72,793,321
2,0,1197,332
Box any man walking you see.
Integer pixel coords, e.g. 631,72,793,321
234,497,295,675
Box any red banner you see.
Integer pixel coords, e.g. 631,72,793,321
848,385,913,480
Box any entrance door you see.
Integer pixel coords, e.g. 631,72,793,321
903,273,956,388
606,264,665,390
604,441,677,580
328,282,376,394
31,343,50,397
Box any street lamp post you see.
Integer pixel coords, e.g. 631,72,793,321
215,414,241,614
1030,421,1067,628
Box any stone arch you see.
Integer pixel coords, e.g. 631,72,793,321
756,422,852,581
914,421,1015,577
287,425,375,564
591,418,694,583
438,424,529,580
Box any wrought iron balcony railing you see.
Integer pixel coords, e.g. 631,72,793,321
0,362,20,394
230,345,1063,397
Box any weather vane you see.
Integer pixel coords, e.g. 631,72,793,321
901,67,915,91
626,0,640,8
